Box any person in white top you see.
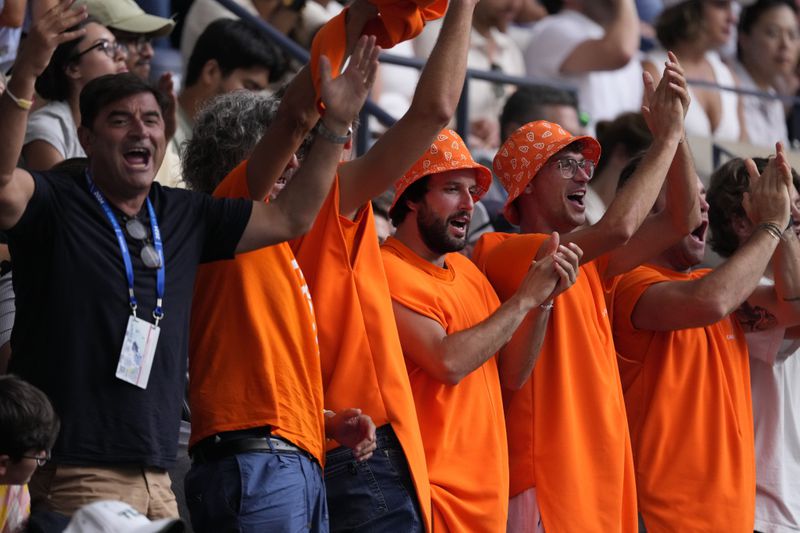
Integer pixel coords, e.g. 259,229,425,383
707,157,800,533
413,0,525,151
735,0,799,148
645,0,746,142
523,0,643,134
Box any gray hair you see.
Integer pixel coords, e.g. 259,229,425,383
182,91,283,194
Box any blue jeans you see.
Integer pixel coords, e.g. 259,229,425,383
324,424,423,533
185,445,328,533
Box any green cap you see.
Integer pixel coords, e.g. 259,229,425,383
79,0,175,38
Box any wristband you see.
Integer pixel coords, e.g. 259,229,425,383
757,222,782,240
4,88,33,111
317,121,352,144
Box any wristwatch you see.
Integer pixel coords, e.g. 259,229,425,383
317,121,352,144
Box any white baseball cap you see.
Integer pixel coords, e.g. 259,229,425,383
64,501,184,533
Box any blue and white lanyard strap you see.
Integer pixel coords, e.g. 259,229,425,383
85,171,166,325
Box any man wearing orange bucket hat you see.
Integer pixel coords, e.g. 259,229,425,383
381,129,582,532
473,53,695,531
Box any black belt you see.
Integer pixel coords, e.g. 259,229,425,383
190,427,309,464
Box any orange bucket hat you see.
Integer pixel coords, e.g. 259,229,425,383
390,129,493,212
494,120,601,225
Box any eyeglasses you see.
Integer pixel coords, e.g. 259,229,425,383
70,39,127,62
124,217,162,269
22,451,50,467
117,35,152,54
549,158,595,180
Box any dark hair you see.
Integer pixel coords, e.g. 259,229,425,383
35,17,99,101
79,73,170,130
708,159,800,257
0,375,59,461
738,0,798,59
655,0,705,49
184,19,286,88
540,0,563,14
707,158,765,258
389,176,431,226
615,151,647,191
372,189,394,219
499,85,578,142
594,112,652,178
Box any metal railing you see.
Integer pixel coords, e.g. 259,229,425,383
213,0,800,162
213,0,578,153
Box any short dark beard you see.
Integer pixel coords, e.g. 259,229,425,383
417,205,469,255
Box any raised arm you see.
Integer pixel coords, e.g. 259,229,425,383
559,0,639,73
244,0,377,202
393,235,579,386
0,0,86,230
244,66,319,202
497,238,582,390
0,0,26,27
558,55,687,267
235,37,379,253
605,56,700,278
337,0,477,219
633,149,792,331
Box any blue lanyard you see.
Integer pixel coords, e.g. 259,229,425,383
85,171,165,324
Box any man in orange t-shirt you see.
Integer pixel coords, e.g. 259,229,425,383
382,129,581,532
474,55,692,532
612,150,799,532
184,38,379,532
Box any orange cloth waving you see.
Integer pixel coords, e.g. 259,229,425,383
381,236,509,533
612,264,755,532
310,0,446,102
474,232,638,533
290,177,432,531
189,161,325,463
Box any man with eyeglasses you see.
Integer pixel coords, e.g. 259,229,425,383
80,0,174,81
472,55,694,531
0,0,377,523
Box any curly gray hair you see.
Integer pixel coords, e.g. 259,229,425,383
182,91,315,194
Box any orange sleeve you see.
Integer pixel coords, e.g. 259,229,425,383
613,266,667,333
482,233,548,301
381,250,449,329
471,232,513,272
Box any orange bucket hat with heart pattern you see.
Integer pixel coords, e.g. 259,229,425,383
494,120,601,225
390,129,493,213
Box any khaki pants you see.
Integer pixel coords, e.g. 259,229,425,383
28,463,178,519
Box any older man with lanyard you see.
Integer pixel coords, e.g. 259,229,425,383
0,0,360,521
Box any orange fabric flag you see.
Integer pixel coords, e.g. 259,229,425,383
309,0,447,104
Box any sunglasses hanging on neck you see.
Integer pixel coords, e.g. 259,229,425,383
123,216,162,269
